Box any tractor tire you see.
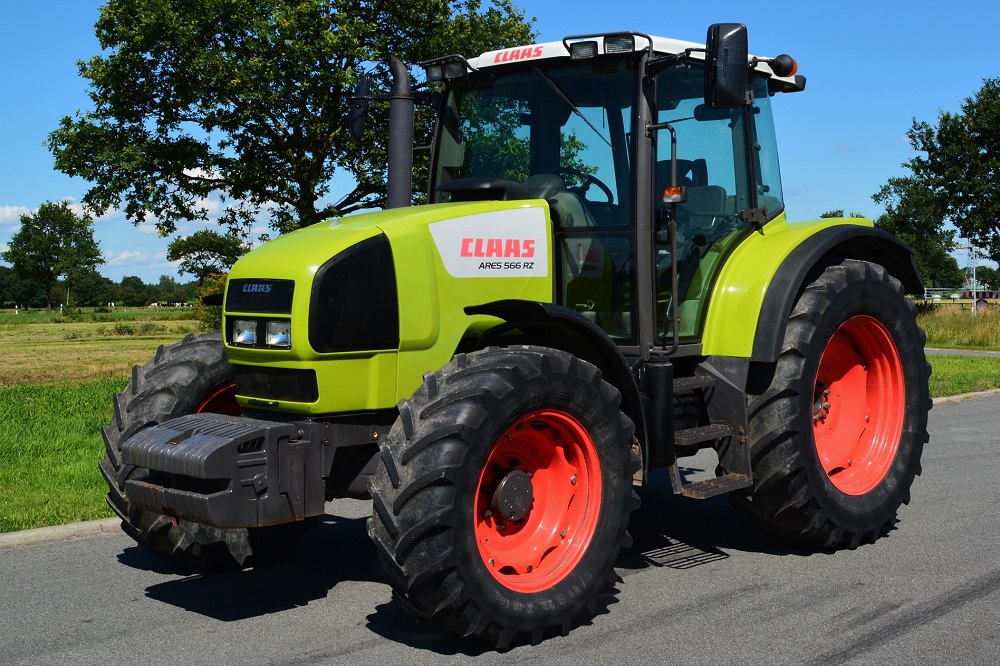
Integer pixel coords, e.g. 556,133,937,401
368,346,639,647
730,260,930,548
99,331,310,569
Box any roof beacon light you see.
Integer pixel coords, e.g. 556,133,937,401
752,54,798,78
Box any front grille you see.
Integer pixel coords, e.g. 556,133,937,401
232,365,319,403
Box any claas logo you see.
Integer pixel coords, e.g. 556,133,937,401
460,237,536,258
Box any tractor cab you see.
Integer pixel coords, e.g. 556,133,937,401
423,29,802,355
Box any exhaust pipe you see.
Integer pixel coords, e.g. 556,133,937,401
386,56,413,208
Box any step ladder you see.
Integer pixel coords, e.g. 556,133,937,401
668,373,752,499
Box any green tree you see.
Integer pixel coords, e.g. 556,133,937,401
69,269,118,307
819,209,866,219
117,275,150,306
0,266,17,307
966,265,999,290
896,78,1000,262
48,0,535,237
151,274,186,304
872,176,964,288
1,202,105,311
167,230,247,283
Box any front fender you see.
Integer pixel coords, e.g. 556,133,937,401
465,300,646,453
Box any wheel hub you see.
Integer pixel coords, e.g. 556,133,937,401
491,469,534,522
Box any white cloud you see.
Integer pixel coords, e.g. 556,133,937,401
0,205,31,226
183,167,223,181
836,144,862,154
105,250,148,266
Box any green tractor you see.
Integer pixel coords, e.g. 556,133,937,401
100,24,929,647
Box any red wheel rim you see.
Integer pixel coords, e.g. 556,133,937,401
812,316,905,495
196,381,241,416
474,409,602,592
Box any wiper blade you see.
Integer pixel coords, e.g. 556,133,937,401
531,66,612,150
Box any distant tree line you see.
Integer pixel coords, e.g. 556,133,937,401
0,267,202,310
1,201,243,310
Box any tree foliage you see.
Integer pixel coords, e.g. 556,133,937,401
1,202,105,310
819,209,866,219
48,0,535,237
891,78,1000,262
118,275,151,306
873,176,964,288
167,229,247,283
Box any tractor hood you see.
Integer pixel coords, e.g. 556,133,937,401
222,200,553,413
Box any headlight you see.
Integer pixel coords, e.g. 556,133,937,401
230,318,291,348
233,319,257,345
266,320,291,348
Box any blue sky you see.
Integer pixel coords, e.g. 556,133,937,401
1,0,998,283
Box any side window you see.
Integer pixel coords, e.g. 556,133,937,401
751,78,784,216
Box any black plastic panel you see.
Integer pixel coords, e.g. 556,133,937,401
233,365,319,403
226,279,295,314
309,234,399,353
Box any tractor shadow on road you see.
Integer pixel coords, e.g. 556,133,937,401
120,467,838,653
129,513,380,622
616,468,825,575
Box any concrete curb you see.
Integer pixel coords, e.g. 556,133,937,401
0,518,121,551
4,389,1000,551
932,388,1000,405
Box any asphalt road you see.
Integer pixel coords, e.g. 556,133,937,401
2,396,999,665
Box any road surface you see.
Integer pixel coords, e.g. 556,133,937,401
2,395,998,665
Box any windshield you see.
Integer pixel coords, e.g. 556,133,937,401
431,58,640,343
431,58,638,225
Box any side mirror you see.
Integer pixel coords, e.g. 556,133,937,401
350,74,371,141
704,23,748,108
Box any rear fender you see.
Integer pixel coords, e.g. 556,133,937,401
701,215,921,361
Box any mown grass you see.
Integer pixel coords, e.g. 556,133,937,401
927,355,1000,398
1,306,999,532
0,309,199,386
0,378,126,532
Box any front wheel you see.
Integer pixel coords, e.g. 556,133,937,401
730,260,930,548
368,346,638,647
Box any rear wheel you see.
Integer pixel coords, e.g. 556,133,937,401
368,346,638,647
99,332,309,568
730,260,930,547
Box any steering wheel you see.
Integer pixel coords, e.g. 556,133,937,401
558,167,614,204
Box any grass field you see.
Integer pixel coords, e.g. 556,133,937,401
1,305,999,533
0,309,200,386
918,303,1000,350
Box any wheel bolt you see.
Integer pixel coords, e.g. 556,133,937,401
570,475,578,485
560,530,567,538
484,510,493,519
497,522,507,531
527,565,533,573
489,558,495,567
823,389,830,397
822,402,831,410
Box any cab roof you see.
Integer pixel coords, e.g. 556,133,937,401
466,32,801,90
